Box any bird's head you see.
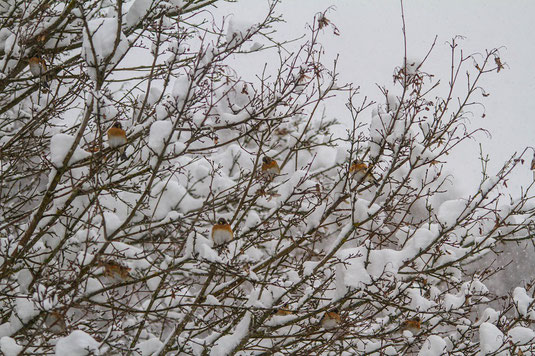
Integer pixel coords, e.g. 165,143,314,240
217,218,228,225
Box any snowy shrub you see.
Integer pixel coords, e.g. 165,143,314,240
0,0,533,355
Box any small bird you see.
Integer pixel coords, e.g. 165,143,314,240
320,309,341,329
261,156,280,179
272,307,294,316
28,54,50,89
402,316,421,335
350,160,379,187
211,218,233,245
107,122,128,160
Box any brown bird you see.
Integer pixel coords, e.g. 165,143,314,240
261,156,280,179
350,160,379,186
211,218,233,245
107,122,127,160
402,316,421,335
320,309,341,329
28,54,49,89
272,307,294,316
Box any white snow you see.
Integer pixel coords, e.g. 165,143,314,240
144,86,163,107
368,249,404,278
55,330,100,356
149,179,200,219
403,227,437,257
410,143,434,166
82,18,129,81
407,288,436,311
172,76,191,102
210,312,251,355
481,176,499,195
470,279,489,295
136,337,163,356
220,112,249,125
352,198,381,224
0,28,12,53
126,0,153,28
437,199,467,228
197,242,221,263
303,261,319,276
103,212,122,235
418,335,447,356
50,134,91,167
17,269,33,294
508,326,535,345
148,120,173,154
478,322,505,355
15,298,37,324
444,292,465,312
242,210,261,232
84,278,106,303
105,242,151,271
404,57,422,74
226,17,256,46
513,287,535,318
476,308,500,326
336,248,372,288
0,337,23,356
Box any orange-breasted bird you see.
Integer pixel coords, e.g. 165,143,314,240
320,309,341,329
107,122,127,160
402,316,421,335
350,160,379,187
272,307,294,316
28,54,50,89
211,218,233,245
261,156,280,179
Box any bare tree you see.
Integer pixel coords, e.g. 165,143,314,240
0,1,534,355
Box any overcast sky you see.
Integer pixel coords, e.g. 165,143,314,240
214,0,535,196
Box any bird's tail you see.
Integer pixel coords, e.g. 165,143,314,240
41,76,50,91
120,147,128,161
366,174,380,187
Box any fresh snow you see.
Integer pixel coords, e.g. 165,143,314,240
0,337,23,356
50,134,91,167
55,330,100,356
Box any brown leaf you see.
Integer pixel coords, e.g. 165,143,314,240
318,14,330,29
495,57,504,72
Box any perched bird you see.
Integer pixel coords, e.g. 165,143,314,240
261,156,280,179
402,316,421,335
211,218,233,245
272,307,294,316
320,309,341,329
350,160,379,187
28,54,50,89
107,122,128,160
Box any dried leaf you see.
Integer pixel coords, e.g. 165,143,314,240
495,57,504,72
